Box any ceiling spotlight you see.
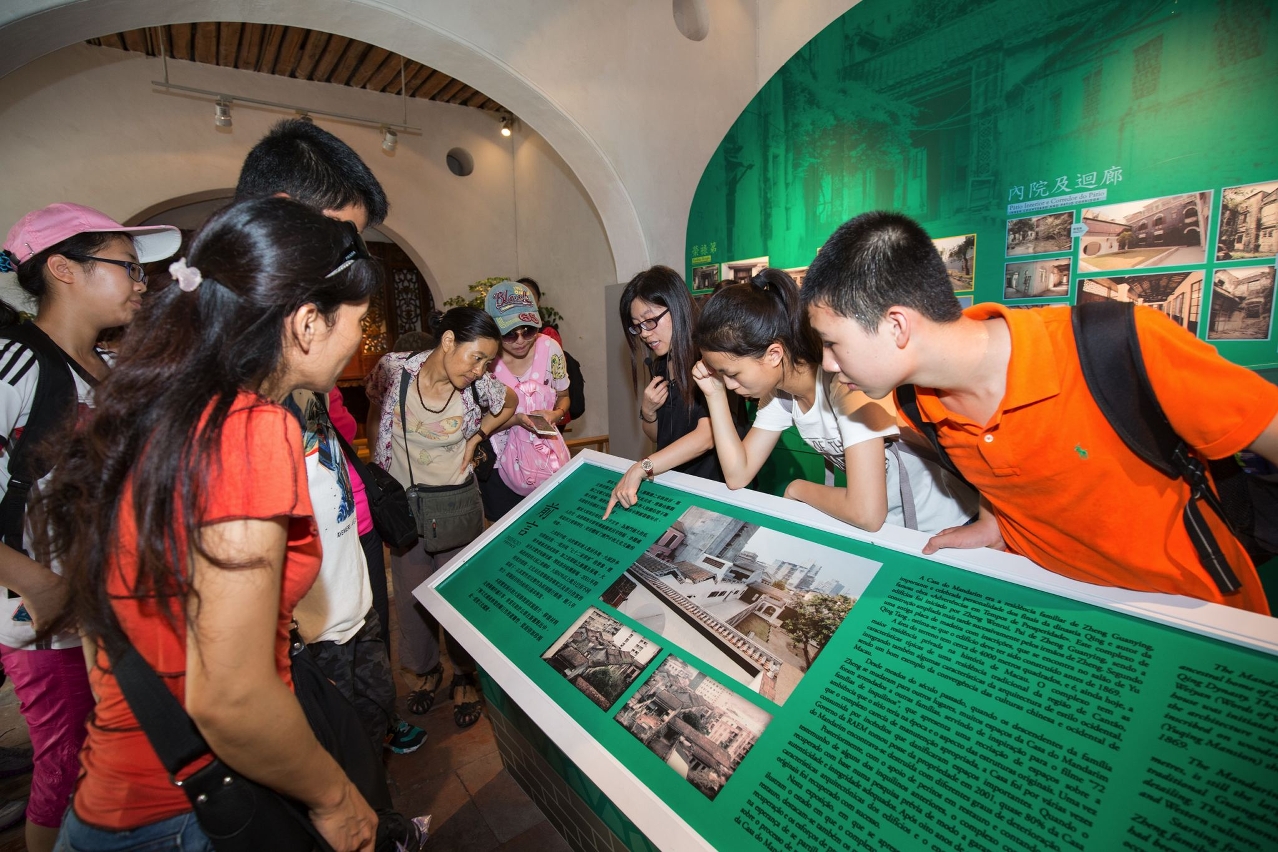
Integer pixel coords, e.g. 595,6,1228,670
381,126,399,153
214,99,232,128
500,115,513,137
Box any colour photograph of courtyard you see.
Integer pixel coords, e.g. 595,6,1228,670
599,506,881,706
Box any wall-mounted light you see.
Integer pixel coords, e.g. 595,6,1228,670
297,111,314,123
214,99,232,128
500,115,513,137
382,126,399,153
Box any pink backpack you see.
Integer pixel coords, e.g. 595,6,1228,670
493,336,570,496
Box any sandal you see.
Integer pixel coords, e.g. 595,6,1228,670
451,673,483,729
406,664,443,716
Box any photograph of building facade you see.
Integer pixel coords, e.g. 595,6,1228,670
1077,192,1212,273
542,608,661,711
1005,258,1071,300
614,655,771,801
1005,212,1073,257
1218,180,1278,259
600,506,880,705
783,267,809,287
720,257,768,284
932,234,975,292
1076,271,1203,335
692,264,718,291
1208,266,1276,341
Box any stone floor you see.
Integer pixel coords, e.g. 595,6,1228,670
0,565,573,852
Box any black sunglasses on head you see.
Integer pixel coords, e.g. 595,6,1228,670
326,221,372,278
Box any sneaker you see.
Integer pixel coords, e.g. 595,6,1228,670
395,815,431,852
385,719,427,755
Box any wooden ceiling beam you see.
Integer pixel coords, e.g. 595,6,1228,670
434,78,467,102
193,22,218,65
293,30,331,79
365,53,404,92
394,62,431,96
414,71,452,99
328,41,369,86
273,26,306,76
236,23,263,70
447,85,476,104
169,23,192,61
347,45,390,88
256,25,284,73
311,34,350,81
122,27,148,54
217,22,242,66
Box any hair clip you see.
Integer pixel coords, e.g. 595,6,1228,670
169,258,203,292
0,250,16,274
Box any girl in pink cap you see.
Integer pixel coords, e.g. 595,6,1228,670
0,202,179,851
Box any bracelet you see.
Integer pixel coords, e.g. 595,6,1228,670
475,427,488,442
639,411,657,423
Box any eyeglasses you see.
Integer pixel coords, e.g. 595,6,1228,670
326,221,372,278
62,254,146,284
502,326,539,342
627,308,669,335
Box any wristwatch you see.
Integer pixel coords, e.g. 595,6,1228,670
640,458,655,480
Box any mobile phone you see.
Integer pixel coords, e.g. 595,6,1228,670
527,413,558,436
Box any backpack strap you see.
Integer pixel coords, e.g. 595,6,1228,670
1072,301,1241,594
397,368,416,487
895,383,966,483
0,323,80,574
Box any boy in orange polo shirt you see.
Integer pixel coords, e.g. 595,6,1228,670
801,211,1277,615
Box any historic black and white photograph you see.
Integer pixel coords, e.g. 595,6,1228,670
614,655,771,801
720,256,768,284
1216,180,1278,261
600,506,880,705
1005,212,1073,257
1207,266,1276,342
1075,271,1203,335
1005,258,1071,300
932,234,976,292
542,608,662,711
1078,191,1213,273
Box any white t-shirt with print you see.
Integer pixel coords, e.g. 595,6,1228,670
0,340,105,650
287,390,371,645
752,367,977,533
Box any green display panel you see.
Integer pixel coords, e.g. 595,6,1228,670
437,463,1278,851
685,0,1278,368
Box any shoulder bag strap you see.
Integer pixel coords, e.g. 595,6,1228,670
895,383,967,485
105,638,212,776
316,395,383,500
397,368,416,488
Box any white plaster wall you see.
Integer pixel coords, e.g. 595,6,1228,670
0,43,614,438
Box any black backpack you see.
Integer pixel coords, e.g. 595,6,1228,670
896,301,1273,595
564,348,586,421
0,322,80,588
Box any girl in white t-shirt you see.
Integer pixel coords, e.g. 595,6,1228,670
692,269,976,533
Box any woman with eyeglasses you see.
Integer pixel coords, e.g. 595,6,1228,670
605,266,740,518
0,203,179,852
480,280,572,523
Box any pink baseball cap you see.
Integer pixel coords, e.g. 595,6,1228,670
3,203,181,266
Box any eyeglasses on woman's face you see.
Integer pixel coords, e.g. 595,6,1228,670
62,254,147,284
502,326,539,343
627,308,670,335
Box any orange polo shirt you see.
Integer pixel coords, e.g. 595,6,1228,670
897,303,1275,614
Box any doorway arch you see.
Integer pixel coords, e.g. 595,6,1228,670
0,0,647,282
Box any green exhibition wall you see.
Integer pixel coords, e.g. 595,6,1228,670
686,0,1278,369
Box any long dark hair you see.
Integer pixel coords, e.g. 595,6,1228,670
32,197,381,642
695,267,821,368
618,265,699,409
